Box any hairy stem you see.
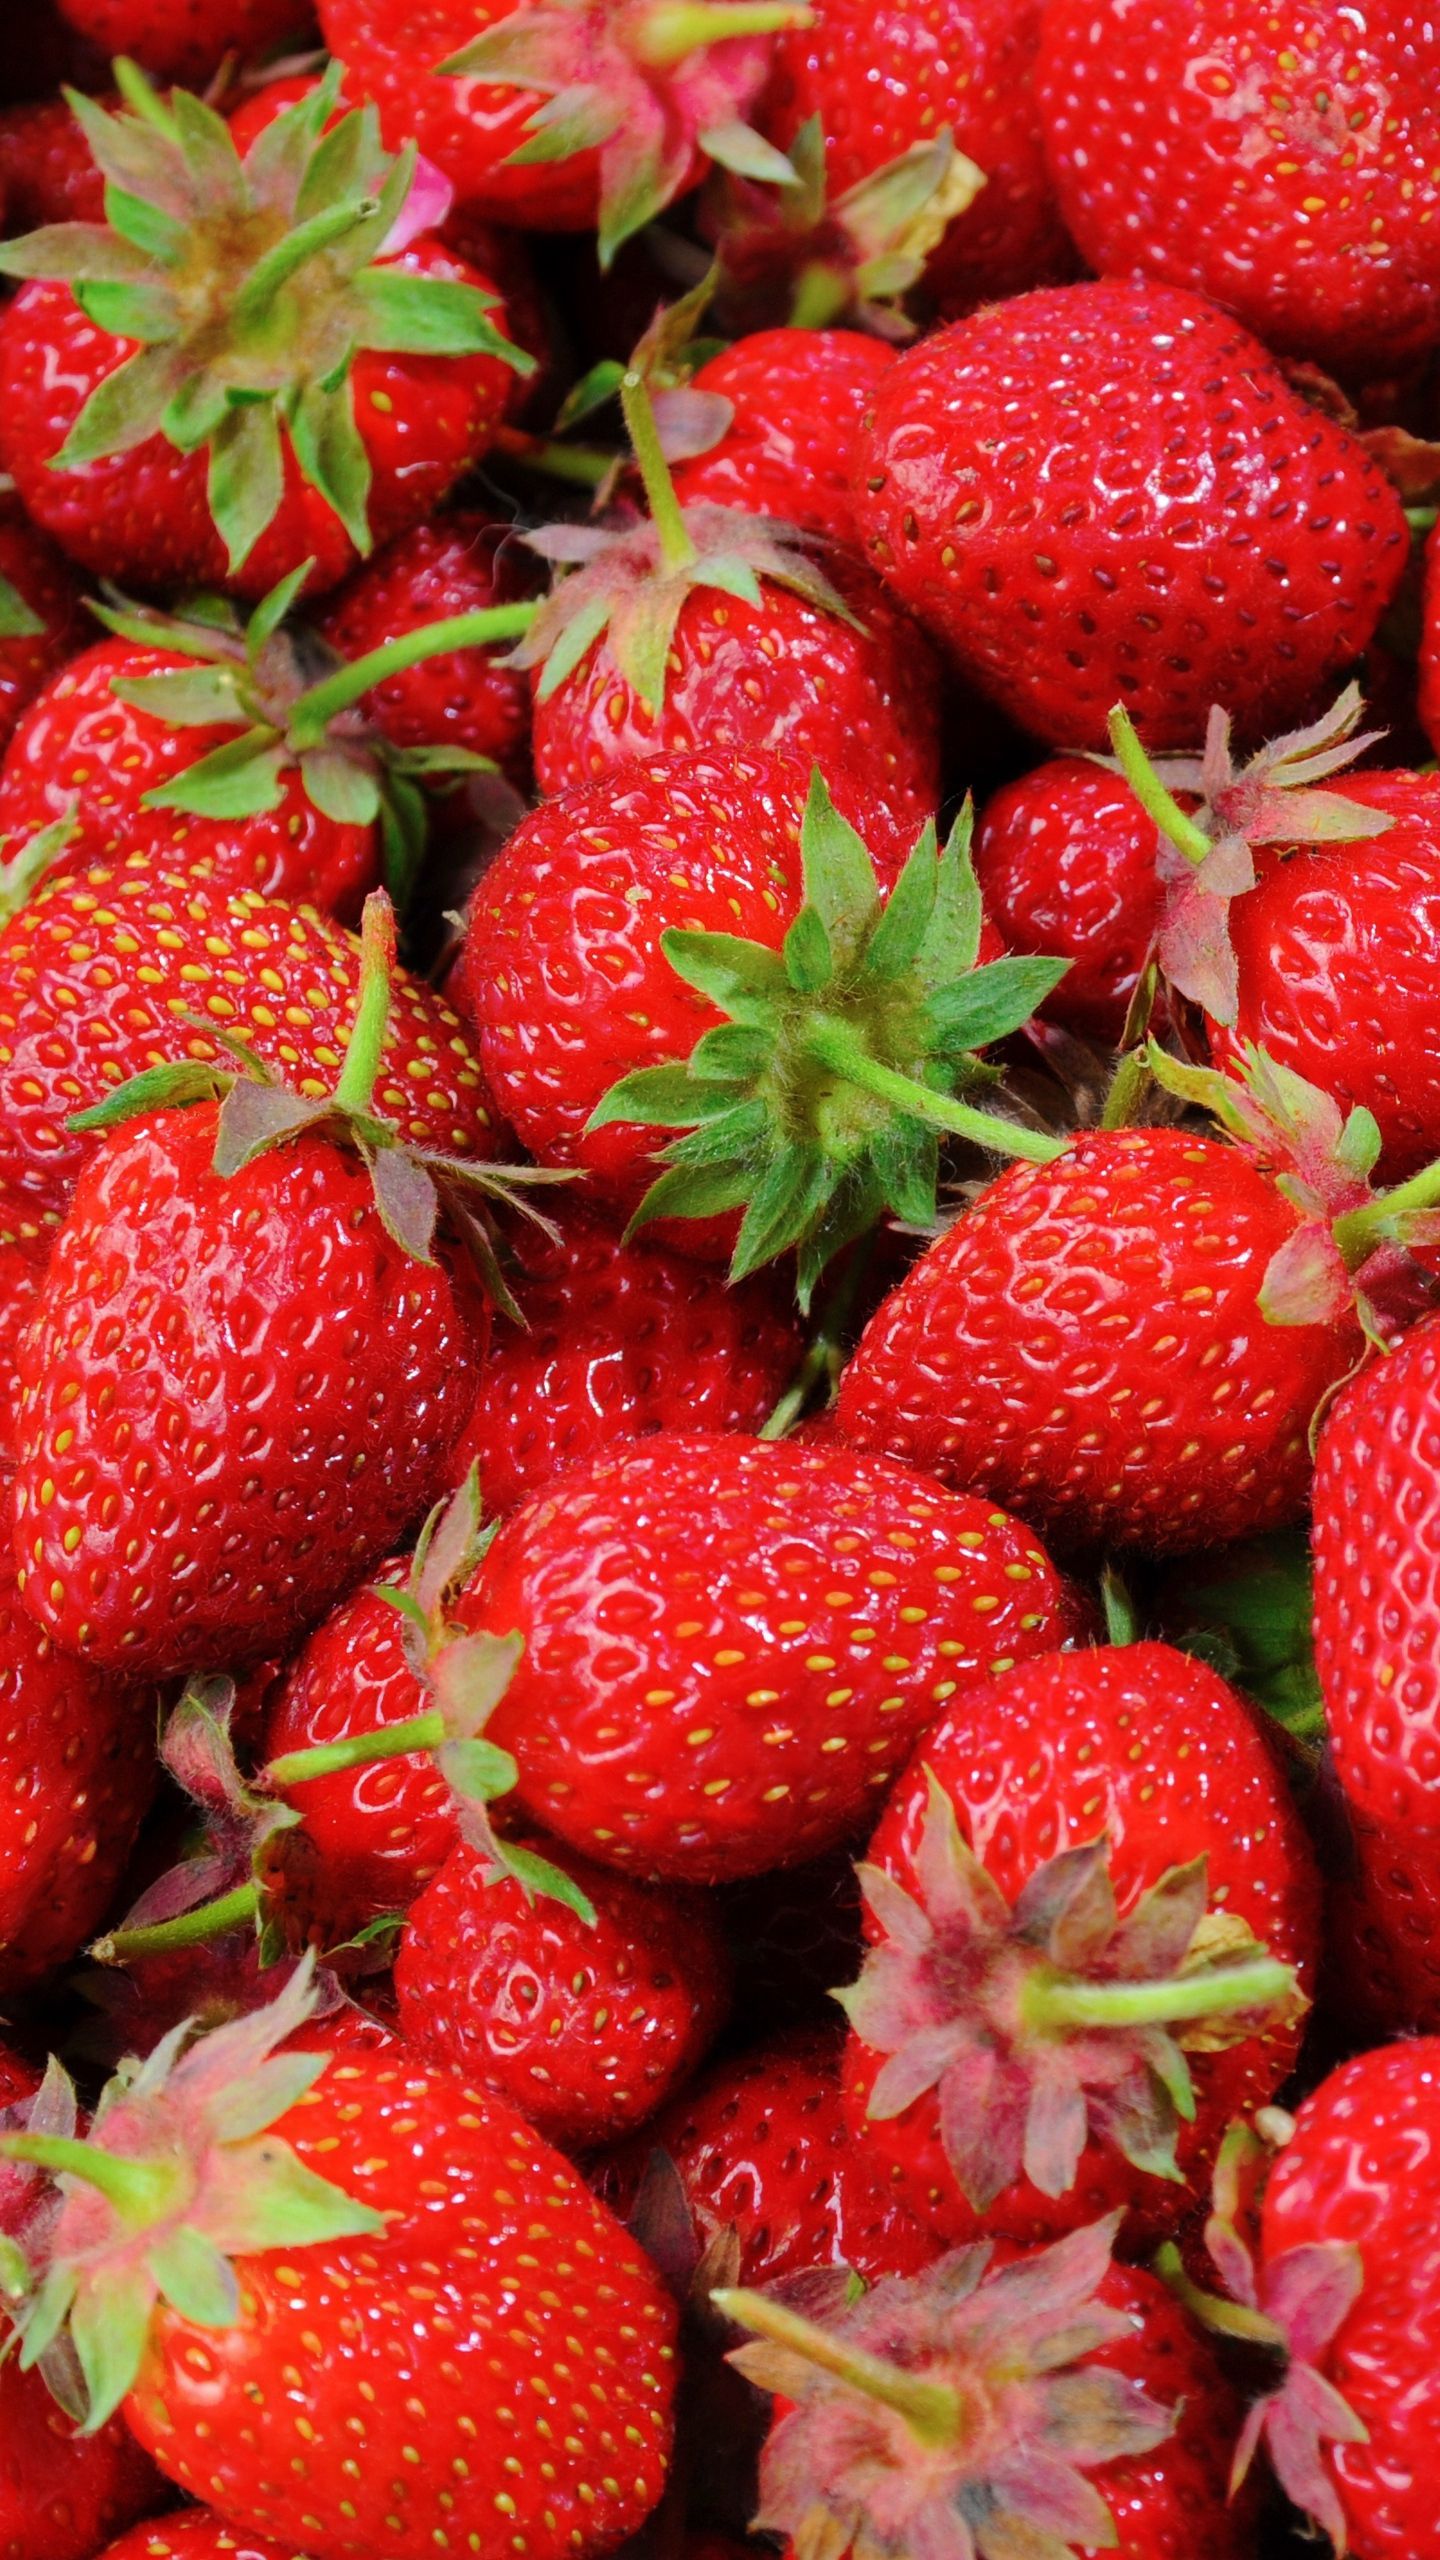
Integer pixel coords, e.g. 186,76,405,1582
1333,1149,1440,1263
803,1018,1067,1166
286,604,538,747
266,1707,447,1790
91,1881,262,1965
621,368,698,576
1108,705,1211,867
333,892,397,1116
1024,1955,1297,2035
712,2286,962,2447
0,2134,183,2225
634,1,812,66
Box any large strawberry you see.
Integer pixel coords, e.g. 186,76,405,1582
0,70,528,597
54,0,313,82
1036,0,1440,377
0,852,501,1218
850,280,1409,751
10,898,499,1676
0,1966,678,2556
465,1429,1087,1881
0,494,86,754
837,1641,1317,2256
669,327,897,545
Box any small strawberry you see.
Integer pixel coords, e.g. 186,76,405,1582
837,1641,1317,2255
669,327,897,545
1036,0,1440,378
0,69,529,598
318,0,808,264
394,1827,732,2146
0,1964,679,2556
11,897,501,1677
0,494,86,755
851,281,1409,752
0,851,501,1218
973,753,1162,1048
465,1428,1088,1881
91,2522,297,2560
54,0,314,82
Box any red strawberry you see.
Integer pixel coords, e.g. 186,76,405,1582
1036,0,1440,378
758,0,1074,310
595,2024,937,2287
448,1202,803,1516
466,1428,1087,1881
93,2522,298,2560
55,0,313,82
0,94,107,231
837,1641,1318,2254
0,1969,679,2556
1421,519,1440,757
973,754,1160,1047
719,2218,1248,2560
669,327,897,546
0,1180,53,1465
316,0,804,263
11,900,491,1676
394,1828,732,2146
850,281,1409,751
0,73,528,598
0,494,86,755
0,854,500,1218
314,510,533,785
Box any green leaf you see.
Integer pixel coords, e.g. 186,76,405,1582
926,955,1070,1053
148,2227,240,2331
244,62,345,208
691,555,764,610
731,1141,831,1280
506,91,624,169
142,728,286,822
868,1121,939,1228
915,800,982,987
378,775,428,914
439,1736,520,1804
300,747,381,827
205,2138,386,2258
207,401,286,576
292,107,373,227
782,902,833,996
699,118,803,184
660,927,789,1010
67,1058,225,1132
0,576,43,641
0,221,156,285
555,359,625,433
606,584,684,715
365,1142,439,1262
861,822,939,981
54,343,188,469
663,1097,770,1169
72,278,178,343
112,666,244,729
587,1061,713,1133
104,185,185,262
626,1156,753,1236
687,1021,771,1082
286,375,373,557
160,372,230,455
495,1841,597,1927
212,1080,326,1175
169,84,247,218
798,769,880,942
1336,1105,1383,1179
533,591,614,701
351,269,531,370
70,2268,154,2433
64,87,192,218
246,560,314,662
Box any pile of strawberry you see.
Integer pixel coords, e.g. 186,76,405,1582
3,2,1440,2557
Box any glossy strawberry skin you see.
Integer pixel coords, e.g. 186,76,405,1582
842,1642,1320,2252
55,0,313,82
122,2049,678,2555
449,1205,803,1515
1081,2259,1254,2560
760,0,1072,309
0,94,107,231
670,330,897,547
314,510,533,785
0,856,500,1218
0,496,86,754
851,281,1409,752
0,1549,156,1990
469,1429,1087,1882
92,2519,298,2560
1260,2038,1440,2558
530,550,941,882
0,638,378,919
836,1126,1362,1557
0,2360,165,2560
973,756,1160,1046
394,1832,732,2147
1036,0,1440,378
0,241,515,602
0,1182,52,1466
12,1106,485,1677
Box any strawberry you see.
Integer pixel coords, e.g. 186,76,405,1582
758,0,1074,310
0,853,501,1218
465,1428,1088,1881
0,1966,679,2556
0,1546,156,1991
393,1828,732,2146
669,327,897,545
0,494,86,755
1036,0,1440,378
316,0,808,264
93,2523,297,2560
973,754,1161,1048
1422,519,1440,758
595,2024,938,2287
0,1181,54,1465
0,71,529,599
0,94,106,231
459,752,1067,1298
448,1202,804,1516
717,2218,1249,2560
850,280,1409,751
837,1641,1318,2255
54,0,314,82
11,899,496,1677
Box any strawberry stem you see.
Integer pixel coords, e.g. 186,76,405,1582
333,892,398,1117
266,1707,447,1790
711,2286,962,2447
802,1018,1068,1165
91,1880,262,1965
1333,1151,1440,1262
790,265,851,332
0,2133,182,2226
633,1,813,66
1023,1954,1297,2034
492,425,613,489
230,199,381,327
1108,705,1211,867
621,369,698,577
285,604,539,748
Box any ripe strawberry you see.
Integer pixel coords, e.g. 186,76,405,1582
669,328,897,545
838,1641,1318,2255
314,510,533,785
467,1429,1087,1881
0,1969,679,2556
0,94,106,230
55,0,313,82
1036,0,1440,378
317,0,804,263
393,1829,732,2146
0,854,500,1218
0,494,86,756
448,1203,804,1516
973,754,1160,1047
93,2522,296,2560
0,2359,165,2560
851,281,1409,752
0,72,528,598
11,900,492,1676
0,1548,156,1990
596,2024,937,2286
1421,519,1440,758
0,1181,53,1465
758,0,1074,310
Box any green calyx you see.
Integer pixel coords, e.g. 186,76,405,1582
0,64,531,573
0,809,80,920
0,574,44,641
590,770,1068,1305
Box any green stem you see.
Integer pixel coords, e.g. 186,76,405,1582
1406,504,1438,536
760,1234,875,1439
1108,705,1212,868
1333,1151,1440,1263
231,201,378,325
1024,1955,1296,2035
1100,1043,1154,1132
1152,2241,1287,2355
286,604,538,748
333,892,397,1116
711,2287,961,2447
91,1880,261,1966
1099,1564,1139,1648
803,1019,1067,1166
621,369,697,576
634,1,811,66
266,1708,446,1790
0,2133,182,2224
492,425,613,490
789,264,850,332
